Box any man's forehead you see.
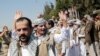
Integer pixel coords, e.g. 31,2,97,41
15,20,29,28
16,20,28,24
37,22,46,27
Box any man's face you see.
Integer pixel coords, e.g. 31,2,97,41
58,19,64,27
15,20,32,42
96,15,100,20
3,26,8,32
37,24,47,35
46,22,51,29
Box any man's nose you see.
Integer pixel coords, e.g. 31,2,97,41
20,29,25,35
42,25,45,29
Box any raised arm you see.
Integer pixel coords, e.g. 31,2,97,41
13,10,23,29
58,10,68,28
0,31,5,37
0,26,8,37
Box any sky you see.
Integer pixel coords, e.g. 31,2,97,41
0,0,55,30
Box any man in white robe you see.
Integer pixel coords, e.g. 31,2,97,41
8,17,37,56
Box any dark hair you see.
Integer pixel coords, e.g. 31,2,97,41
15,17,32,28
3,26,8,29
47,20,54,27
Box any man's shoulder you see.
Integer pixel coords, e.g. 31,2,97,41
30,34,38,40
29,34,38,45
9,39,18,50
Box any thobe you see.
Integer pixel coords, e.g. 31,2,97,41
54,26,70,56
7,34,37,56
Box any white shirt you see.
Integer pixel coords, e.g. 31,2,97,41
54,27,70,43
21,47,31,56
49,27,55,34
37,36,45,45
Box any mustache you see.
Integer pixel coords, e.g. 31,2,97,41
19,35,28,40
19,34,27,38
19,34,30,42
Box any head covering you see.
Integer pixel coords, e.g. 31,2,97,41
33,18,46,26
74,19,81,25
91,10,100,18
84,14,93,21
67,20,75,26
93,10,100,15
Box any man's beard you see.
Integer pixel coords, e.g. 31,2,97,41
19,35,30,42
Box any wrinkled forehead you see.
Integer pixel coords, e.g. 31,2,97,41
38,23,46,27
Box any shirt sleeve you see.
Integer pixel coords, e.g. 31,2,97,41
54,28,70,43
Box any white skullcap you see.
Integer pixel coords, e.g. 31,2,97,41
74,19,81,25
67,19,75,24
93,10,100,14
33,18,46,25
84,14,93,20
84,14,90,18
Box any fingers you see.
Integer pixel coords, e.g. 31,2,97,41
58,10,67,20
14,10,23,20
13,10,23,29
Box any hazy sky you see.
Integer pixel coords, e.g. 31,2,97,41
0,0,55,30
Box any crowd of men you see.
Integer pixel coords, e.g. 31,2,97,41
0,9,100,56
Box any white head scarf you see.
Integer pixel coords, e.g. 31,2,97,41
33,18,46,25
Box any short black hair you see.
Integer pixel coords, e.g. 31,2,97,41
47,20,54,27
3,26,8,29
15,17,32,28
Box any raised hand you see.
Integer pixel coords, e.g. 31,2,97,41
13,10,23,29
58,10,68,28
14,10,23,20
58,10,67,20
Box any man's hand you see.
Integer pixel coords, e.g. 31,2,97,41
58,11,67,20
13,10,23,29
14,10,23,20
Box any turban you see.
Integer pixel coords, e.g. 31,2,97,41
33,18,46,26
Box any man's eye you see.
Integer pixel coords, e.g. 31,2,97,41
17,29,21,32
39,25,45,27
16,28,28,32
40,25,43,27
23,28,28,31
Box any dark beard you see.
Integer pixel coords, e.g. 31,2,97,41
19,35,30,43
